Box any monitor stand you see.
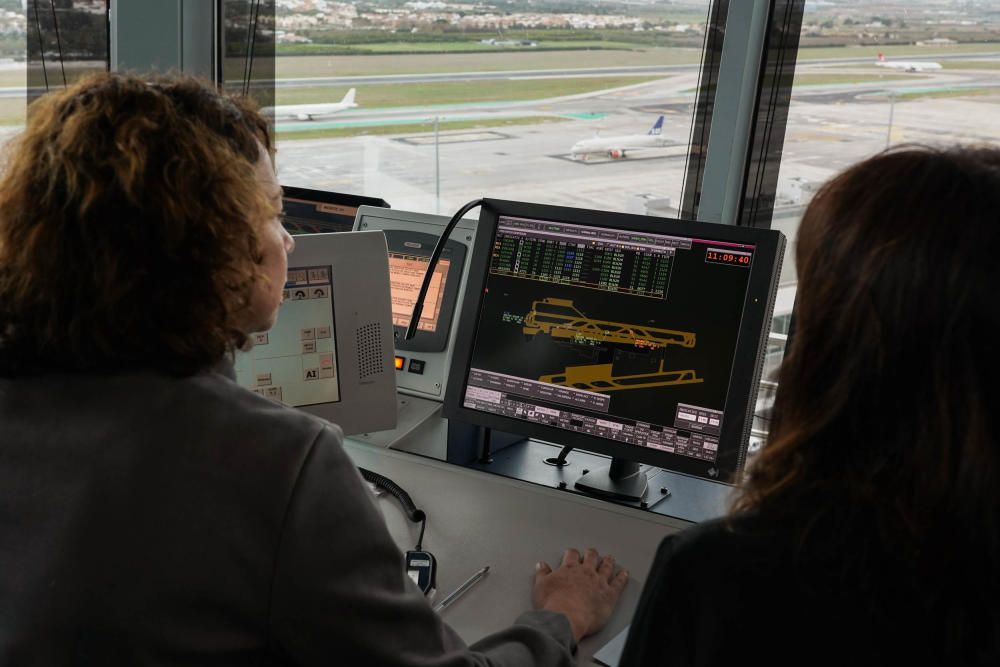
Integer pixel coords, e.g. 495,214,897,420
574,457,648,503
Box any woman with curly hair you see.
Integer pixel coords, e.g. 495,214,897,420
621,146,1000,666
0,73,625,664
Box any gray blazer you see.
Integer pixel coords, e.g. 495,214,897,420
0,366,574,665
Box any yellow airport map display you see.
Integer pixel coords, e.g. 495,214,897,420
539,360,703,392
524,298,702,392
522,298,696,349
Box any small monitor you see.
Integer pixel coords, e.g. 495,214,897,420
445,199,784,495
235,230,397,435
385,230,466,354
355,207,477,403
281,185,389,235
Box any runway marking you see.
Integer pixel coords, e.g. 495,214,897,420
395,130,513,145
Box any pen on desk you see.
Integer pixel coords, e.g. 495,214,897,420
433,565,490,613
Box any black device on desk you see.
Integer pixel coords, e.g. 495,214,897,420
360,467,437,596
282,185,389,235
443,199,784,502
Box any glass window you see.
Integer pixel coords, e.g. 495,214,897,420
0,0,27,135
272,0,715,217
774,1,1000,302
26,0,109,104
750,1,1000,444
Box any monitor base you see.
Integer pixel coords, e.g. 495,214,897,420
574,458,648,503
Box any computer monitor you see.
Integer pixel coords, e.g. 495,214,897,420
445,199,784,499
281,185,389,235
354,206,476,402
234,230,398,435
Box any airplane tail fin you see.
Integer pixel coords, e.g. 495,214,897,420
342,88,357,107
648,115,664,136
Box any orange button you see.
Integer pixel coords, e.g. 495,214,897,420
394,356,406,370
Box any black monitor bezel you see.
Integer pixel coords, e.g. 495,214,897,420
281,185,389,234
385,229,466,354
443,198,784,483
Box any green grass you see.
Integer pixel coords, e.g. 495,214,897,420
278,40,638,56
792,72,914,86
276,76,661,108
268,41,1000,80
276,114,566,141
895,87,1000,101
273,47,703,78
941,60,1000,70
796,42,1000,62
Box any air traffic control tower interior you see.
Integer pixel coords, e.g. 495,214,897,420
20,0,986,663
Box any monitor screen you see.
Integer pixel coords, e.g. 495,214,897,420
281,186,389,235
235,265,341,407
388,251,451,334
457,212,763,473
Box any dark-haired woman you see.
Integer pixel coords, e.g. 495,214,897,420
0,73,626,664
621,145,1000,666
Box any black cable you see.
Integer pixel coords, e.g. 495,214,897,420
404,198,484,340
241,0,255,95
244,0,262,98
359,467,427,550
48,0,66,87
32,0,49,91
544,445,573,467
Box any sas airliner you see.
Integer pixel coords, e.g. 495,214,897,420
570,116,668,161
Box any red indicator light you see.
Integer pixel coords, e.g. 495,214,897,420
394,356,406,370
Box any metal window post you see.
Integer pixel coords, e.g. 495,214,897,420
696,0,772,225
109,0,216,81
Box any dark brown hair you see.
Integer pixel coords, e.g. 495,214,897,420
734,145,1000,658
0,72,275,376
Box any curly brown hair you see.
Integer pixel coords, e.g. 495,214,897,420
0,72,276,376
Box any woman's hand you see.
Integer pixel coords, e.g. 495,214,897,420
533,547,629,642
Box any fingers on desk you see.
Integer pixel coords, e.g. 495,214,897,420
612,568,629,592
562,548,582,567
583,548,600,568
598,554,616,578
536,561,553,576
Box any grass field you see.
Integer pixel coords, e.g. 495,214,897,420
896,87,1000,101
268,42,1000,79
271,48,703,78
792,72,914,86
276,76,661,108
276,115,566,141
797,42,1000,62
942,60,1000,70
278,40,640,56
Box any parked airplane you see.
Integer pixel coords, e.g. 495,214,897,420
265,88,358,121
570,116,667,161
876,53,942,73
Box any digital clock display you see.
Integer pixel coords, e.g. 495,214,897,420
705,247,752,268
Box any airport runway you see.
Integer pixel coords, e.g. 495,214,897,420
274,60,1000,290
271,52,1000,88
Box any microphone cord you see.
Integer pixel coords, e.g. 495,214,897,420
359,467,427,550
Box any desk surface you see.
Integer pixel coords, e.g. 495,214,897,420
344,439,690,665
